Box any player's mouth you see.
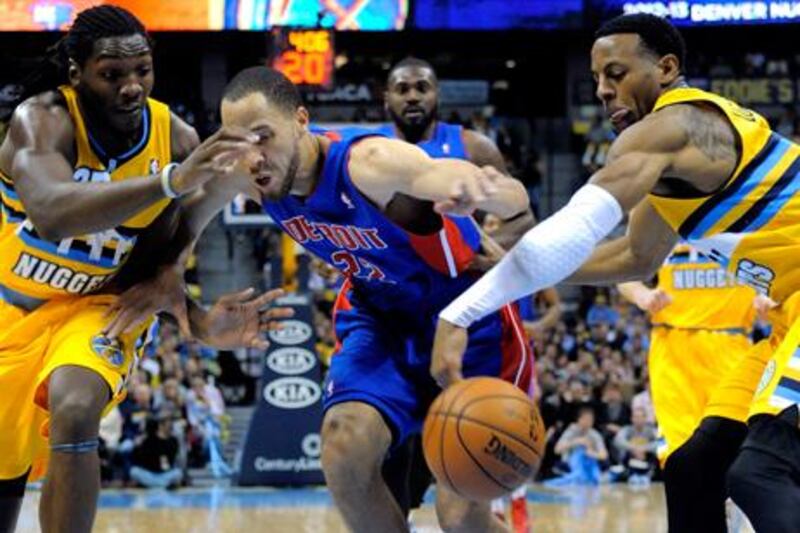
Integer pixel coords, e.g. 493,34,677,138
403,107,425,119
255,174,273,189
115,105,142,118
608,108,632,130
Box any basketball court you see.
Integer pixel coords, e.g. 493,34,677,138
17,483,671,532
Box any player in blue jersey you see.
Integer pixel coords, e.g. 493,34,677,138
378,57,539,531
166,66,532,532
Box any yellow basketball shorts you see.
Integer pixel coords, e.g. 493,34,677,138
0,295,146,481
649,326,753,462
750,291,800,418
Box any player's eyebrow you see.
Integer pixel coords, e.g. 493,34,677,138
250,123,275,138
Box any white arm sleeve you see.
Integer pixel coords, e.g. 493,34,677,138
439,184,623,327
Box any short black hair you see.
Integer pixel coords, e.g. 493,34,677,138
595,14,686,72
387,57,437,84
223,66,302,113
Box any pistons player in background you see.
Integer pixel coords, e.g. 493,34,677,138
378,57,542,532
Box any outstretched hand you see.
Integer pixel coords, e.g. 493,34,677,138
103,265,190,339
196,288,294,350
434,166,502,216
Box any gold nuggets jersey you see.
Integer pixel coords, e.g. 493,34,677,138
651,243,756,331
0,86,171,303
648,88,800,304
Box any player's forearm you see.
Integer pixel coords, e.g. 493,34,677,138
183,178,250,239
617,281,650,306
566,236,654,285
537,301,562,331
21,172,166,240
490,208,536,249
415,159,529,219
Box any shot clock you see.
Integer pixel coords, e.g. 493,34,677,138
271,28,335,90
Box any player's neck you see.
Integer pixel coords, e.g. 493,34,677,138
291,133,326,197
393,120,437,144
77,95,141,156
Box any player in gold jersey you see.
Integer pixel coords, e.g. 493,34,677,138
0,6,283,533
434,13,800,531
618,243,769,530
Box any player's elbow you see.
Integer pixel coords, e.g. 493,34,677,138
627,251,661,281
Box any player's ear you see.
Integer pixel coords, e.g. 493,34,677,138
68,59,81,87
658,54,681,87
296,106,310,130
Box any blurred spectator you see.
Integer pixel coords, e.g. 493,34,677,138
581,115,613,174
597,383,631,450
586,294,620,327
549,407,608,485
130,414,183,489
613,407,658,486
98,406,123,484
632,382,656,425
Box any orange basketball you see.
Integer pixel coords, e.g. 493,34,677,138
422,377,546,501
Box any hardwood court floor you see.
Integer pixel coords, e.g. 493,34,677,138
16,482,678,532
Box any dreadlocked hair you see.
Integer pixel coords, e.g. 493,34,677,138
17,5,151,104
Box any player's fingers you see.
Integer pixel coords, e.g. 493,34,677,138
260,307,294,322
217,287,256,306
461,177,486,205
249,288,287,308
209,126,259,144
105,307,145,339
250,337,270,350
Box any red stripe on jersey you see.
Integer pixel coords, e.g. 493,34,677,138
407,217,476,277
331,279,353,356
498,303,534,393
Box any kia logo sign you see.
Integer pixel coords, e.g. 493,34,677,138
269,320,312,345
263,377,321,409
267,348,316,375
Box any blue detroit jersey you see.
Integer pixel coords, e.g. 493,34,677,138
262,128,481,319
376,121,469,159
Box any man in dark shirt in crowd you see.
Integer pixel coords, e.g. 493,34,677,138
129,413,182,489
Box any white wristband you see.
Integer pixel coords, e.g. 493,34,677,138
160,163,180,199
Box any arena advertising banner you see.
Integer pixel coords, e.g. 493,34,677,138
693,77,800,104
414,0,584,29
0,0,408,31
237,294,325,485
592,0,800,25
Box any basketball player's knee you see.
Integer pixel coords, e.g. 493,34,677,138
321,405,390,487
49,388,107,441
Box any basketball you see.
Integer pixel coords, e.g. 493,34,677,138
422,377,546,501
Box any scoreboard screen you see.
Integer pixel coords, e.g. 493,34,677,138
271,29,335,90
591,1,800,26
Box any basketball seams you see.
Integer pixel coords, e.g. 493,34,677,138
454,416,516,494
455,393,542,457
436,380,482,496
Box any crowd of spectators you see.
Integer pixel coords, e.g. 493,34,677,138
97,320,232,488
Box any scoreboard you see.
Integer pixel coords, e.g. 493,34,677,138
271,29,335,90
